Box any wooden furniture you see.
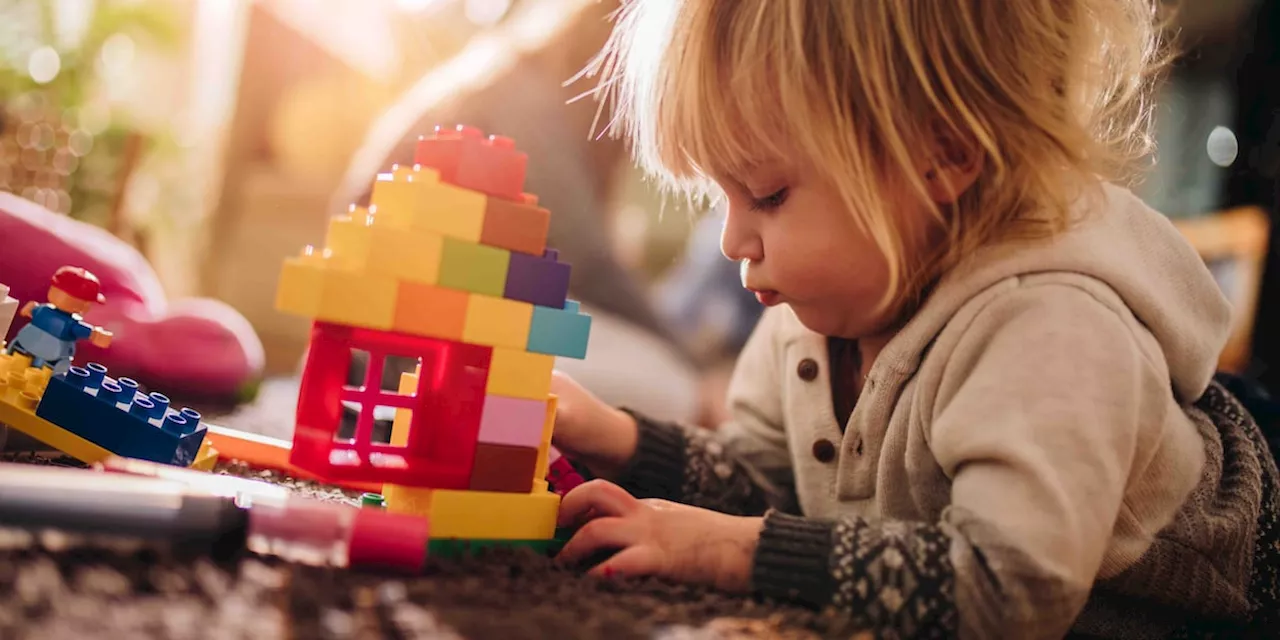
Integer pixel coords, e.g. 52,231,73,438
1173,206,1271,373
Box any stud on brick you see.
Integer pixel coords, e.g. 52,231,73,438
414,125,528,201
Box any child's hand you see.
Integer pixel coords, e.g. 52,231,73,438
550,371,639,480
555,479,763,593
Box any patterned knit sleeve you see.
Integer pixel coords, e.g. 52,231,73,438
752,511,959,636
610,410,796,517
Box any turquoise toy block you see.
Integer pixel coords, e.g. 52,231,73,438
525,302,591,359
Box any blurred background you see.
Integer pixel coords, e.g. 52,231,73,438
0,0,1277,434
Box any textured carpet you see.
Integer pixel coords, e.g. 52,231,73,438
0,451,866,639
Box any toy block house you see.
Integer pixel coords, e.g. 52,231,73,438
275,125,592,542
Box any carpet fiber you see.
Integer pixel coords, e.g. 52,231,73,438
0,453,867,640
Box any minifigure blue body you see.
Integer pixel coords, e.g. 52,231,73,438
5,303,94,375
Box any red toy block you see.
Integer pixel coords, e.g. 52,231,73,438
480,195,550,256
414,125,528,201
291,321,492,487
469,442,538,493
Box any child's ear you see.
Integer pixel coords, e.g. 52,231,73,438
921,123,984,204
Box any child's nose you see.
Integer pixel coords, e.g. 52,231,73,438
719,209,763,263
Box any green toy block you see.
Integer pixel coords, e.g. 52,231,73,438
427,537,566,558
438,236,510,297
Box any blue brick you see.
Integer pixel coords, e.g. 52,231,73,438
35,363,207,466
526,305,591,359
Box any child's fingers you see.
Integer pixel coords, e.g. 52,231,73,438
587,545,660,580
556,479,639,527
555,516,637,565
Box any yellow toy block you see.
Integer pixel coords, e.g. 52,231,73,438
486,348,554,400
0,358,111,464
438,236,510,297
370,165,487,243
191,440,219,472
462,294,533,349
532,394,557,487
275,248,398,329
275,248,326,317
384,486,560,540
325,210,444,284
389,365,419,447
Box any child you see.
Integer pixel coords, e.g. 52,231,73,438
549,0,1280,637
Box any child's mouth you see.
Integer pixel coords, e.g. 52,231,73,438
750,289,781,306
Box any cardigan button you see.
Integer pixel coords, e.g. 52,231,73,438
797,358,819,381
812,439,837,463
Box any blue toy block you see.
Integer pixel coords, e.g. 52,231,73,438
526,303,591,359
35,362,207,467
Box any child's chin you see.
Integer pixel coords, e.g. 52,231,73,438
791,306,867,339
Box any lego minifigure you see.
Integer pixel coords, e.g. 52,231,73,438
5,266,113,375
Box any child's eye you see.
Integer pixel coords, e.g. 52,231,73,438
749,187,790,211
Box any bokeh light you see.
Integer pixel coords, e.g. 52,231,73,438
27,46,61,84
1207,126,1239,168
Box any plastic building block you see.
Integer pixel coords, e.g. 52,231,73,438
0,283,17,341
469,442,538,492
292,322,491,487
361,493,387,508
438,236,510,297
426,537,565,558
191,439,219,472
325,208,443,284
370,164,487,242
391,282,469,341
476,395,547,448
547,447,586,496
532,395,558,491
462,294,533,349
504,249,570,309
413,125,528,201
276,248,399,330
384,487,559,540
485,347,554,400
526,303,592,359
35,363,208,467
0,352,111,463
203,424,382,493
481,194,550,256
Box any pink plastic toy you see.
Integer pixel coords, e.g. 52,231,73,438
0,192,264,401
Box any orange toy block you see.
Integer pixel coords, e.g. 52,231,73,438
392,282,469,341
480,194,550,256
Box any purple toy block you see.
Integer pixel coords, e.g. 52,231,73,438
504,250,570,309
477,395,547,448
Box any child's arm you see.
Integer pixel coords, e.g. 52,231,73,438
610,306,795,516
749,286,1204,638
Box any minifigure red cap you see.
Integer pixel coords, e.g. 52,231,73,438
50,266,106,304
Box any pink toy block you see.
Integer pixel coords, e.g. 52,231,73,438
413,125,527,201
477,395,547,448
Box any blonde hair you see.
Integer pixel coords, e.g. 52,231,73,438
575,0,1174,313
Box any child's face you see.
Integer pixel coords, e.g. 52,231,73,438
718,162,937,339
